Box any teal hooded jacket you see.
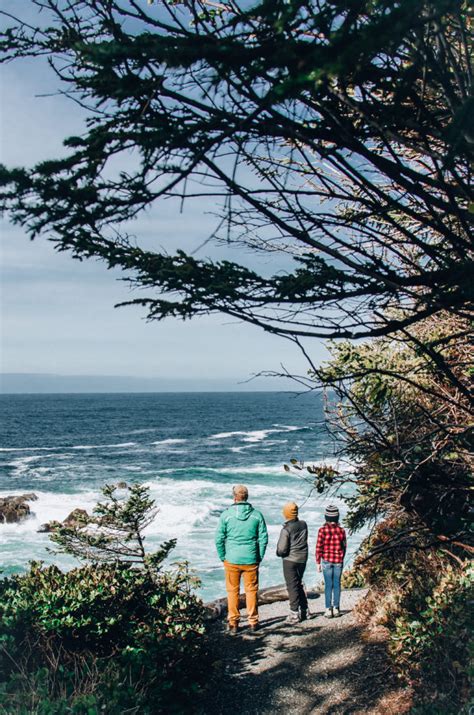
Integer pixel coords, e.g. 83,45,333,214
215,502,268,565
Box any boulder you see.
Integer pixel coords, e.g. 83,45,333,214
63,508,89,527
21,492,38,502
38,508,90,534
0,493,38,524
37,520,61,533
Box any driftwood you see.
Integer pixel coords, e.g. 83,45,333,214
204,583,320,620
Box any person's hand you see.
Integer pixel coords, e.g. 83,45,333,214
317,564,322,573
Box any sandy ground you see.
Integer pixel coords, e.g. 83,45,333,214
198,589,406,715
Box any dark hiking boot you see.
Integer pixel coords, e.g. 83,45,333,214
227,625,239,636
248,624,259,633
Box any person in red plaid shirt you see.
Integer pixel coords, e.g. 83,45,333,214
316,504,346,618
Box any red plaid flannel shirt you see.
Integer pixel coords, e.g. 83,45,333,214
315,523,346,564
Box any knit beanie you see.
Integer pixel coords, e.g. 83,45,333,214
283,502,298,520
325,504,340,520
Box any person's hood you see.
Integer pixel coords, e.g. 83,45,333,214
231,502,254,520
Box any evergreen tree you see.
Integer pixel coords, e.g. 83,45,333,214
0,1,471,391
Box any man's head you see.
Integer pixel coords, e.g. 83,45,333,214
233,484,248,502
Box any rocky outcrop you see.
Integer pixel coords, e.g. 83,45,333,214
63,508,89,526
37,520,60,533
38,507,90,533
0,493,38,524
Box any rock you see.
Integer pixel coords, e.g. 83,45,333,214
0,493,37,524
116,481,128,489
37,508,90,534
37,520,61,533
21,492,38,502
63,508,89,527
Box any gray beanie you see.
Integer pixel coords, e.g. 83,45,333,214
325,504,340,519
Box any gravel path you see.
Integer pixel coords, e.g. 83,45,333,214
199,589,405,715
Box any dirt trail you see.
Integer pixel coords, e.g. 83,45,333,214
199,589,407,715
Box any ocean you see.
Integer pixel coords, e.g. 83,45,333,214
0,392,361,601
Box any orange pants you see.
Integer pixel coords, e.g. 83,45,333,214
224,561,259,627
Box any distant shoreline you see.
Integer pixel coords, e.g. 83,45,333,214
0,373,322,395
1,390,306,395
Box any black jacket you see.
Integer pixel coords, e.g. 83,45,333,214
276,518,308,563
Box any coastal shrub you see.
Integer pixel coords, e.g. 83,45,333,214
340,565,366,590
311,315,472,709
354,517,445,605
390,564,473,712
353,528,473,712
0,485,208,714
0,562,206,713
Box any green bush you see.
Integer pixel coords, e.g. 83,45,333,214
0,484,209,714
352,515,473,711
341,565,366,590
0,561,207,714
390,564,473,712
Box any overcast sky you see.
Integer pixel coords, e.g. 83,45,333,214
0,5,327,390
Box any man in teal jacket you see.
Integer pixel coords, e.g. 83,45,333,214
215,484,268,635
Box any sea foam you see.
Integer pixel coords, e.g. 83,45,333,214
72,442,137,450
209,424,309,443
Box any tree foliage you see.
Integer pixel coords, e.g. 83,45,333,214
0,0,472,365
390,563,473,709
0,5,471,705
317,312,472,550
297,312,473,710
0,485,207,714
50,482,177,575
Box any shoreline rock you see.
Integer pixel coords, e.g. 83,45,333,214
38,508,90,533
0,493,38,524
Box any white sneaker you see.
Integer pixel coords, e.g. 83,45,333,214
333,607,341,617
324,608,333,618
286,610,300,623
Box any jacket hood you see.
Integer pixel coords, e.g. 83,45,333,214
232,502,254,520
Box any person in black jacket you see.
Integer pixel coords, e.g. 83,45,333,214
276,502,309,623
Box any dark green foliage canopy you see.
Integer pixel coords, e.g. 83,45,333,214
0,561,207,713
0,0,472,351
0,484,207,713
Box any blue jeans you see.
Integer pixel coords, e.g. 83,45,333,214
322,560,342,609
